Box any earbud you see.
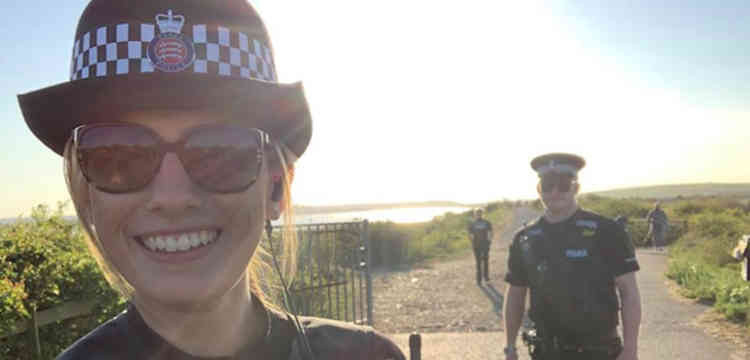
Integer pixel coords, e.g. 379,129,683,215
271,180,283,202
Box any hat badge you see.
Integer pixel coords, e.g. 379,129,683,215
548,159,556,169
147,9,195,73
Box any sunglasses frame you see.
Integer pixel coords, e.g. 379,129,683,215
73,123,270,194
539,174,578,193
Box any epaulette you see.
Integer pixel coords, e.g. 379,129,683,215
516,216,544,238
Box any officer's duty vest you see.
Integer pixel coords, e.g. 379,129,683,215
519,217,619,337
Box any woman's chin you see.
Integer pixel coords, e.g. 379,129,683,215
136,286,224,310
545,201,574,214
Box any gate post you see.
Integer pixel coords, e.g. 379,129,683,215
409,333,422,360
30,305,42,360
362,220,374,326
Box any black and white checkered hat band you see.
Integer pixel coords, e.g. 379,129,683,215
536,163,578,176
70,23,275,82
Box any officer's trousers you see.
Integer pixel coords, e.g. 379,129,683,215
472,245,489,283
531,348,621,360
646,223,667,247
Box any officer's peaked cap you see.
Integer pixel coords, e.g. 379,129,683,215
531,153,585,176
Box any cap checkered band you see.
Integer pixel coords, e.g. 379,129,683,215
536,162,578,176
70,22,276,82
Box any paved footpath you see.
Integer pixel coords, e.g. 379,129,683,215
387,208,748,360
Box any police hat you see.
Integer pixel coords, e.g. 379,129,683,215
18,0,312,158
530,153,585,176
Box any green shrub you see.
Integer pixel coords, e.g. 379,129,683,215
578,195,651,219
0,204,125,360
664,200,750,328
367,203,512,267
674,198,750,217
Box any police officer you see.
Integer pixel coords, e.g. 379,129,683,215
502,153,642,360
469,209,493,284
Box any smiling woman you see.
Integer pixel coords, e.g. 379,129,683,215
16,1,404,359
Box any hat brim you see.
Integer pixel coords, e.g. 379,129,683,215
18,74,312,157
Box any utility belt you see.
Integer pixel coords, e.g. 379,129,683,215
523,328,622,358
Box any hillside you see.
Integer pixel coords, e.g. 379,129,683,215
589,183,750,200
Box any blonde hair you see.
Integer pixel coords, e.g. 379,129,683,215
63,137,297,309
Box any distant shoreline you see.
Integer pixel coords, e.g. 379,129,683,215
5,182,750,223
293,201,472,215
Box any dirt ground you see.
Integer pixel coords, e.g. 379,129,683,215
371,207,538,334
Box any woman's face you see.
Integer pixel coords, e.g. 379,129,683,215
82,110,271,307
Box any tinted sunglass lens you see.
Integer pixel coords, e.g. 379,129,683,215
540,176,573,193
77,125,161,193
557,180,571,192
182,126,262,193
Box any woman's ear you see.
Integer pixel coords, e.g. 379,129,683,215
265,143,296,221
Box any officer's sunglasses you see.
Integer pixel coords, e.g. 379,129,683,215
73,123,268,194
540,174,577,193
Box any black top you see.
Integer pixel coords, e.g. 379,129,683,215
468,218,493,245
505,208,639,287
646,208,668,227
504,209,640,336
56,298,405,360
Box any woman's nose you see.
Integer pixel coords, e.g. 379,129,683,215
145,153,202,214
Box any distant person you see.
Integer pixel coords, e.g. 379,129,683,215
468,209,493,284
645,202,669,250
614,215,629,229
17,1,404,359
732,235,750,282
503,153,641,360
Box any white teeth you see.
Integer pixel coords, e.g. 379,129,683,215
177,235,190,251
166,236,177,252
140,230,218,253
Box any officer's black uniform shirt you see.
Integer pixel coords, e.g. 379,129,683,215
469,218,493,247
504,208,640,336
505,208,640,288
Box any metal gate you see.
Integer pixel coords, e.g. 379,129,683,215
283,220,372,326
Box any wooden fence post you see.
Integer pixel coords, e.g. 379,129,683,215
30,305,42,360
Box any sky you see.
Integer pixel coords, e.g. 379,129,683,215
2,0,750,218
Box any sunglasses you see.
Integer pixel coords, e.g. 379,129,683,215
73,123,268,194
540,174,577,193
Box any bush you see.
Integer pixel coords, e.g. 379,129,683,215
368,203,513,267
667,254,750,326
0,204,125,360
664,199,750,328
674,198,750,217
578,195,651,219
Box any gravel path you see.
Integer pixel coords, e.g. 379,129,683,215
374,207,749,359
372,207,537,334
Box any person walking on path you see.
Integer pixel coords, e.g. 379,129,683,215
468,209,493,284
502,153,642,360
732,235,750,281
645,202,669,250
